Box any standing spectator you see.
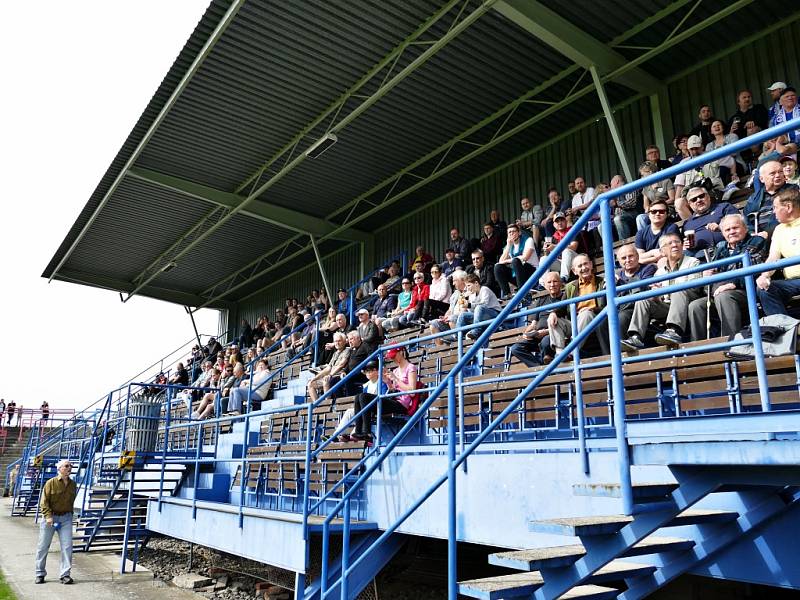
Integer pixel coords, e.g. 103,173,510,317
635,200,680,265
446,228,471,261
688,214,767,340
690,104,715,147
479,222,503,264
238,319,253,349
767,82,788,123
35,459,77,585
570,176,596,216
466,249,499,296
510,272,565,366
728,89,769,137
7,400,16,426
204,337,222,362
756,187,800,315
517,197,535,236
40,401,50,425
0,398,4,427
494,224,539,299
488,209,507,244
770,87,800,143
621,233,701,350
681,184,739,257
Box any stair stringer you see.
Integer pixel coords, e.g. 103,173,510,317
531,469,723,600
620,487,800,599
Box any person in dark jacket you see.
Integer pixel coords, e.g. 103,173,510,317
510,272,566,366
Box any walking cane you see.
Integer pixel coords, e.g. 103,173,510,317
703,248,713,339
748,211,760,236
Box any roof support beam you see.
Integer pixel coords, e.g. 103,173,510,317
46,0,245,283
590,65,634,182
125,167,370,241
310,236,334,308
119,0,496,305
197,0,758,309
493,0,661,93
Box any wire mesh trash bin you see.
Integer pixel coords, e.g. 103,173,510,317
125,397,161,452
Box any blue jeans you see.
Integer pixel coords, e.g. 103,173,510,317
228,386,259,413
457,306,501,337
35,512,73,578
757,278,800,316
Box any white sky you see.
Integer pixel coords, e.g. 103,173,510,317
0,1,218,413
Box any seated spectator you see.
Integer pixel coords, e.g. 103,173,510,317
570,176,595,216
320,312,350,363
644,144,672,171
430,270,469,346
728,89,768,139
769,86,800,144
621,233,701,350
338,360,391,443
398,272,430,326
542,211,579,281
335,288,351,316
369,284,397,336
411,261,430,284
479,222,503,264
783,156,800,185
381,278,413,332
509,272,565,366
383,262,402,292
238,319,253,349
494,223,539,299
635,200,680,265
191,367,222,419
706,119,746,182
355,308,380,353
221,363,244,410
344,330,371,394
674,135,724,219
744,159,796,237
688,213,767,340
409,245,435,274
227,359,273,414
427,264,452,319
446,227,471,261
549,254,609,355
690,104,715,147
384,347,420,416
610,174,641,241
317,307,338,356
440,248,463,278
488,209,507,245
169,362,189,387
286,310,317,359
457,273,502,340
466,249,499,296
541,187,568,236
307,332,350,401
670,133,689,166
681,183,739,257
638,161,676,229
228,346,243,366
516,196,535,236
204,337,222,362
615,243,656,338
757,187,800,315
767,81,788,123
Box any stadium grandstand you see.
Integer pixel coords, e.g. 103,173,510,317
8,0,800,598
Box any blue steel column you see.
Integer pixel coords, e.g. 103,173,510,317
599,197,633,515
120,468,137,574
742,252,772,411
569,304,589,475
447,376,458,599
340,497,352,600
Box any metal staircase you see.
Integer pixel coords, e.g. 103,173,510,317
459,472,800,599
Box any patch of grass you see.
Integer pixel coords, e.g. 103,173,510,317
0,569,16,600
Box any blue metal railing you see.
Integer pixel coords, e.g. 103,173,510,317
315,116,800,598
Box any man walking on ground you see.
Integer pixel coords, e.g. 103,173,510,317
35,458,77,584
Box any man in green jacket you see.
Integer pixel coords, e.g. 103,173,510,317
35,459,77,584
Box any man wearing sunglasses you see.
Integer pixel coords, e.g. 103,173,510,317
634,199,680,265
35,459,77,584
681,184,739,257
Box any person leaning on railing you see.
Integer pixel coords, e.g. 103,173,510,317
757,187,800,315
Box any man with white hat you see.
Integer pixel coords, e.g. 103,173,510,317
770,86,800,144
35,459,77,584
767,81,788,123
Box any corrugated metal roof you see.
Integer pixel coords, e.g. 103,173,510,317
45,0,800,308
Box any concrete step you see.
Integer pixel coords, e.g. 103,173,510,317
530,509,739,536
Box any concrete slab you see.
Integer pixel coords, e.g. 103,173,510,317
0,497,197,600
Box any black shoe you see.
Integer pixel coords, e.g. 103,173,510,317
654,328,682,346
60,576,74,585
620,334,644,352
35,576,45,584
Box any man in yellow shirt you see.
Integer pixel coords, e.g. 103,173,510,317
757,187,800,314
35,459,77,584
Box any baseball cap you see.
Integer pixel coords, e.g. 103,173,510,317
356,308,369,316
554,211,566,220
768,81,788,91
687,135,703,149
385,348,401,360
